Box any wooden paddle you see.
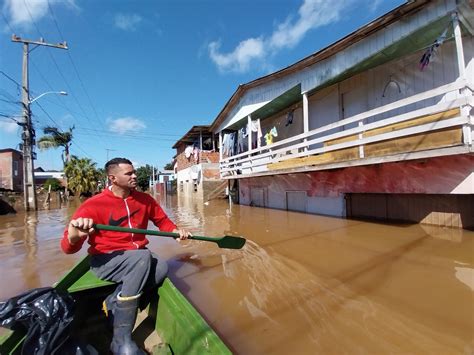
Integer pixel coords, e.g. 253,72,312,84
93,224,246,250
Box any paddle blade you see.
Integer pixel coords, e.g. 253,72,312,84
216,235,246,249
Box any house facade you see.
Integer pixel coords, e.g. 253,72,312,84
210,0,474,228
173,125,224,200
34,167,66,187
0,149,23,192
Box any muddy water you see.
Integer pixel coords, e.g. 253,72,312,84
0,196,473,354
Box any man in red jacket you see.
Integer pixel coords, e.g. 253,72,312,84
61,157,190,355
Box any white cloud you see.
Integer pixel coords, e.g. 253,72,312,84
208,0,349,73
3,0,78,29
0,120,18,134
209,37,265,73
114,13,142,31
108,117,146,135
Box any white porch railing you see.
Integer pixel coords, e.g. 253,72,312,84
220,79,473,177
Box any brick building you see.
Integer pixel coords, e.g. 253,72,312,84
0,148,23,192
173,125,224,200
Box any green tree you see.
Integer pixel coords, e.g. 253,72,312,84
43,178,63,191
64,156,99,195
96,167,107,190
37,126,75,166
163,162,174,170
136,165,154,191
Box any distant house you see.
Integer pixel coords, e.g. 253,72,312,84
0,148,23,192
34,167,65,187
173,125,224,200
150,170,175,196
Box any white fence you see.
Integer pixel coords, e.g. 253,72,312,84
220,79,473,177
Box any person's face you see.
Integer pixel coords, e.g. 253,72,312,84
108,164,137,190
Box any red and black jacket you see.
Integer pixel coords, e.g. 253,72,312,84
61,189,176,254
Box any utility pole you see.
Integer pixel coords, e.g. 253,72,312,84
12,35,68,211
106,148,117,162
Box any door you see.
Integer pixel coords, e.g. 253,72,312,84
286,191,306,212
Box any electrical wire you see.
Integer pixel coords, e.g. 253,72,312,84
47,0,109,133
22,0,108,144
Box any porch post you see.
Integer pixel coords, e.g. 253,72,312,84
452,13,466,80
303,92,309,152
247,115,252,151
219,131,223,161
453,12,473,145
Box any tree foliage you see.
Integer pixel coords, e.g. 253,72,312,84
163,162,174,170
64,156,99,195
37,126,74,166
136,165,154,191
43,178,63,192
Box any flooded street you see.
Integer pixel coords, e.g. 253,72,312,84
1,196,473,354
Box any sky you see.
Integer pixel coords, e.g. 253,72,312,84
0,0,405,171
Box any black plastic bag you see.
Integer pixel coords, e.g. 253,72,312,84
0,287,75,355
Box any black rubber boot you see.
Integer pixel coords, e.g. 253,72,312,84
103,286,121,326
110,294,145,355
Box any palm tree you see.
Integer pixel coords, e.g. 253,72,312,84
64,156,100,196
37,126,74,165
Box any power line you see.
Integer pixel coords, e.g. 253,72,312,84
22,0,107,144
34,101,62,128
0,70,22,88
75,127,182,137
47,0,109,133
70,140,94,159
0,9,15,34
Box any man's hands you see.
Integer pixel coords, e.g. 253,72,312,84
68,217,95,245
172,228,192,241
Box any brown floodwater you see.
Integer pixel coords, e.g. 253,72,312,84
0,195,473,354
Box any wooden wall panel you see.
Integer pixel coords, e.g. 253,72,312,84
347,193,474,229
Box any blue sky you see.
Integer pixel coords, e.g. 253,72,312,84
1,0,405,171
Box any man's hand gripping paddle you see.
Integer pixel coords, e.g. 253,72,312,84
93,224,246,250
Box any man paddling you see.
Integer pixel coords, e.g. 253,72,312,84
61,157,190,355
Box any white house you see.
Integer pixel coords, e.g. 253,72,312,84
210,0,474,228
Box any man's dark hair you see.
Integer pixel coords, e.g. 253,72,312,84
105,157,133,174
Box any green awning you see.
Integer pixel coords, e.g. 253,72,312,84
308,14,454,95
227,14,456,127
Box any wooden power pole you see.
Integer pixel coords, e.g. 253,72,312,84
12,35,68,211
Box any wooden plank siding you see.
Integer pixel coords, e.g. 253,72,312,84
268,108,462,171
346,193,474,229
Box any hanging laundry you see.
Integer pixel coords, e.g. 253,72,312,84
285,110,294,126
222,133,232,156
270,126,278,137
419,27,448,71
264,126,278,145
230,131,237,156
237,128,244,154
185,145,193,159
250,119,263,149
242,126,248,138
193,146,199,162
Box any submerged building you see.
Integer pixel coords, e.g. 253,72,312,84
173,125,223,200
210,0,474,228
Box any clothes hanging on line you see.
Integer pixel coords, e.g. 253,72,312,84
419,27,448,71
285,110,294,126
264,126,278,145
184,145,193,159
223,132,237,156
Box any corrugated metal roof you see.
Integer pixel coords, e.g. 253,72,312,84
172,125,212,149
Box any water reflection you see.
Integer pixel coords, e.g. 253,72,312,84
0,196,473,354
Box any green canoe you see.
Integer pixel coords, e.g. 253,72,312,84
0,255,231,354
